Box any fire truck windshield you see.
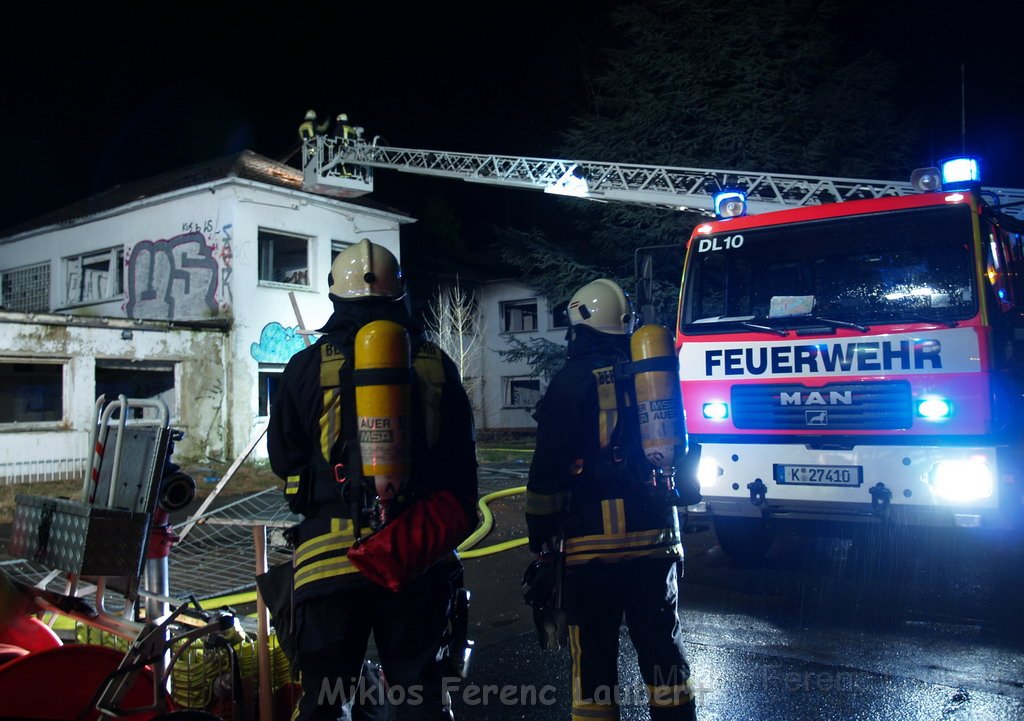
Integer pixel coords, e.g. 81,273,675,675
681,204,977,332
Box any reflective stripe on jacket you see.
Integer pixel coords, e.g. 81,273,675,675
268,328,474,602
292,515,374,592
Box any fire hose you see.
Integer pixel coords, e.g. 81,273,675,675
456,486,529,559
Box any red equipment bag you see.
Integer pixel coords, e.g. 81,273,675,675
347,489,474,592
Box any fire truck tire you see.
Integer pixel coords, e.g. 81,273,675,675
713,516,774,563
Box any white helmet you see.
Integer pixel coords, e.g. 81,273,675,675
568,279,635,335
304,109,317,121
337,113,348,122
329,238,405,300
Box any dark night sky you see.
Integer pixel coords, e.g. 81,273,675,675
2,2,1022,235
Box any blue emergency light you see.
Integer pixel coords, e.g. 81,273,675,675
713,190,747,219
939,157,981,189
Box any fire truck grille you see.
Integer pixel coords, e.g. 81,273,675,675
730,381,913,430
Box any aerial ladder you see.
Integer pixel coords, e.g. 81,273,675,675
301,134,1024,219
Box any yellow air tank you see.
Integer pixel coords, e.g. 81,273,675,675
630,323,685,475
354,320,412,517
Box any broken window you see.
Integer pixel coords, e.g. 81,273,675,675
501,299,538,333
0,262,50,312
64,248,124,306
258,366,284,417
503,376,541,409
0,361,64,424
259,229,310,286
95,361,176,419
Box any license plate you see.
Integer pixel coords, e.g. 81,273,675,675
773,464,863,487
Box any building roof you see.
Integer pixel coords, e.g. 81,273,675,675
0,150,411,239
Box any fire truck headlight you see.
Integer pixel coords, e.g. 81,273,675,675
697,456,723,490
916,397,952,420
929,459,994,503
702,401,729,420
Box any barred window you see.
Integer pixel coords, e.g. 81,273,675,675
1,262,50,312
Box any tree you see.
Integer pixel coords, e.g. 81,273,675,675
498,335,566,385
501,0,920,323
424,278,485,408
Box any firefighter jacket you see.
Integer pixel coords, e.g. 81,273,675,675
267,300,478,602
526,325,682,567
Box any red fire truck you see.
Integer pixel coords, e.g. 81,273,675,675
303,140,1024,561
678,160,1024,559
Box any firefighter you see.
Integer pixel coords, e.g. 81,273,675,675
525,278,698,721
298,109,330,150
332,112,357,177
298,109,318,143
333,112,354,141
267,238,479,721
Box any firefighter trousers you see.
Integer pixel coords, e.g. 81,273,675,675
564,557,696,721
292,560,459,721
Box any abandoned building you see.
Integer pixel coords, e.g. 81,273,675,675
0,151,563,482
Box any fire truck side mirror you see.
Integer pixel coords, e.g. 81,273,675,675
635,251,656,327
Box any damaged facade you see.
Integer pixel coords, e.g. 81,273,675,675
0,151,409,481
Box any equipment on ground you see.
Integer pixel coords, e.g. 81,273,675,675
0,396,247,718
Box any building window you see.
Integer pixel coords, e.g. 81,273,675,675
258,366,284,416
503,376,541,409
259,229,310,286
95,361,176,419
0,361,64,424
0,262,50,312
550,300,570,329
501,299,538,333
65,247,124,306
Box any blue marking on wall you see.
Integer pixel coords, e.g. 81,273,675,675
251,322,306,363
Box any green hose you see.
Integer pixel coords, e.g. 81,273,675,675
456,485,527,553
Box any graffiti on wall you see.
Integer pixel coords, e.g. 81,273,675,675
251,322,307,364
216,223,234,312
127,232,220,320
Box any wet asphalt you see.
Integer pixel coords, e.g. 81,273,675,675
451,464,1024,721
